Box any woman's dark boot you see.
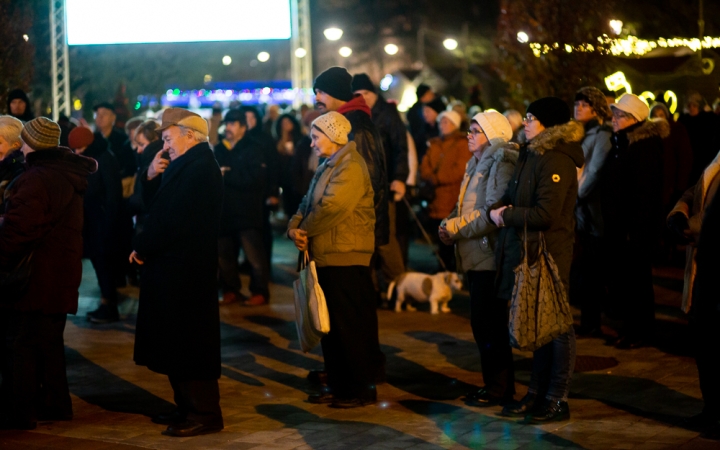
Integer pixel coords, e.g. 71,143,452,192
499,392,537,417
526,400,570,423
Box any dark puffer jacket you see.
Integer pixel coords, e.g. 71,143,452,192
0,147,96,314
493,121,585,299
338,95,390,247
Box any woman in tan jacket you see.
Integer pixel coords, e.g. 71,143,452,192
287,111,379,409
420,110,471,270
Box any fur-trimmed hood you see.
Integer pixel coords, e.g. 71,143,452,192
528,120,584,155
470,140,519,173
527,120,585,167
627,118,670,144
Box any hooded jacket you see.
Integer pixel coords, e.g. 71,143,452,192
0,147,97,314
337,95,389,247
443,140,519,272
6,89,34,122
493,121,585,299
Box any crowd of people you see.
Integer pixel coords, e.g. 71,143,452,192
1,67,720,439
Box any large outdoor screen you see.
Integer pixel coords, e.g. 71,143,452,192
66,0,292,45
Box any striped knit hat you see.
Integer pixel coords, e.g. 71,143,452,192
21,117,61,151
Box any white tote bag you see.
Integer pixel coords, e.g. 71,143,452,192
293,251,330,352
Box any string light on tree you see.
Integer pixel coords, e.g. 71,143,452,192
517,31,529,43
609,20,623,35
528,34,720,57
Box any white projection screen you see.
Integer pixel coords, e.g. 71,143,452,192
66,0,292,45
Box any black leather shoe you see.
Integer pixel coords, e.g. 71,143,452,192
307,392,334,404
161,420,223,437
87,304,120,324
526,400,570,423
499,393,538,417
614,336,647,350
463,387,509,407
329,397,377,409
307,370,328,385
152,410,186,425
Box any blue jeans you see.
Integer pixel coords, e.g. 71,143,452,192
527,328,576,402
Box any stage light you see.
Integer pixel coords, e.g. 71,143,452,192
324,27,343,41
257,52,270,62
222,55,232,65
443,38,458,50
295,47,307,58
339,46,352,57
384,43,399,55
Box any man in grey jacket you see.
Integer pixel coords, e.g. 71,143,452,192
439,111,518,406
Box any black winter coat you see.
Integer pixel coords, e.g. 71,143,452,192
214,136,269,232
338,96,390,247
494,121,585,299
133,142,223,380
95,129,136,179
81,139,123,258
0,148,96,314
601,119,668,249
678,111,720,186
127,140,163,216
0,149,25,208
372,96,409,183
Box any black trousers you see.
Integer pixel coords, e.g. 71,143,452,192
572,233,606,330
693,314,720,417
168,376,223,426
0,311,71,426
467,270,515,398
90,253,119,304
316,265,381,400
218,228,270,299
428,218,456,272
606,236,656,338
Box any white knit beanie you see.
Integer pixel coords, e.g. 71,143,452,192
437,110,462,129
312,111,351,145
472,111,512,143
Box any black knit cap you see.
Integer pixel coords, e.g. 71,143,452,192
351,73,376,93
527,97,571,128
416,84,431,99
425,97,446,114
313,67,353,102
223,109,247,125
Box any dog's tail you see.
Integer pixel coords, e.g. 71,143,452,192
386,279,397,301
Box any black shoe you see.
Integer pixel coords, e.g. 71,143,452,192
87,304,120,324
499,393,538,417
682,412,720,431
151,410,186,425
463,387,510,407
526,400,570,424
161,420,223,437
614,335,647,350
307,392,334,404
574,325,604,338
329,397,377,409
307,370,328,385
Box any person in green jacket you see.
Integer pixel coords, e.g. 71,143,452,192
287,111,380,409
439,111,518,407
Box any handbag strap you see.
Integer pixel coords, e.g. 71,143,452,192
522,211,529,263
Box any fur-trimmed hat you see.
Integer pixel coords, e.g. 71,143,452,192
575,87,612,121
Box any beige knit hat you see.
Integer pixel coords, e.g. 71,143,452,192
21,117,61,151
472,111,513,143
311,111,351,145
437,110,462,129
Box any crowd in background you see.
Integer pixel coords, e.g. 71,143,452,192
2,71,720,437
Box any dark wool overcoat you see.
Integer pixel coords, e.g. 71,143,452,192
132,142,223,380
0,147,96,313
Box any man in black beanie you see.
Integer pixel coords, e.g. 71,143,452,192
311,66,387,398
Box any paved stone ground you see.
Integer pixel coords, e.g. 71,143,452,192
1,235,718,449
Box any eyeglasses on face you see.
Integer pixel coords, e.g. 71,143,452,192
467,128,485,137
524,114,538,123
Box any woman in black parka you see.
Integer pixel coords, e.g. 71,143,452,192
489,97,585,424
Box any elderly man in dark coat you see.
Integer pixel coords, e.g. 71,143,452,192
0,117,96,430
129,108,224,437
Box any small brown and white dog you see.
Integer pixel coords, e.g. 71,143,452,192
387,271,463,314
